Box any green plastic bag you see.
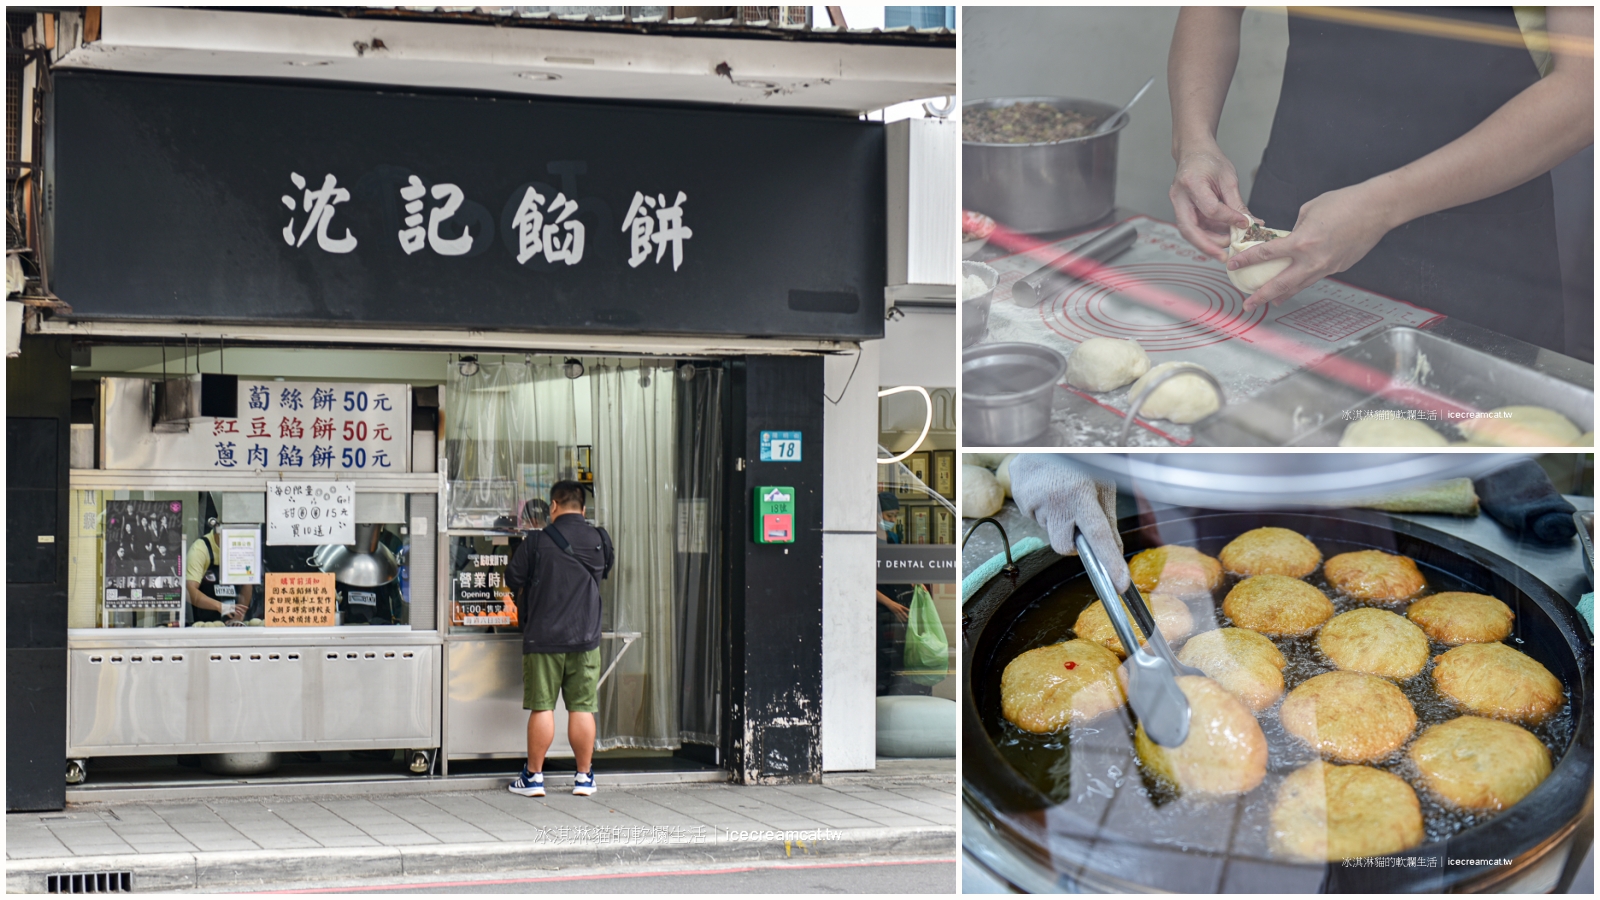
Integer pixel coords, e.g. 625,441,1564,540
902,585,950,686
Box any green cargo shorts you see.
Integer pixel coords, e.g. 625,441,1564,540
522,649,601,713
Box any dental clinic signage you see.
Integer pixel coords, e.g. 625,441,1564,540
47,72,886,341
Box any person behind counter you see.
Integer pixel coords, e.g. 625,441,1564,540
505,480,614,799
185,520,251,624
1167,6,1592,352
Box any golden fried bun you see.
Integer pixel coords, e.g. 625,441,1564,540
1432,642,1564,724
1410,716,1551,811
1223,575,1336,637
1176,627,1287,712
1270,761,1424,862
1280,671,1417,763
1000,640,1127,733
1219,527,1322,578
1407,592,1514,645
1133,675,1268,795
1323,549,1427,602
1128,545,1224,596
1317,608,1430,679
1074,593,1195,658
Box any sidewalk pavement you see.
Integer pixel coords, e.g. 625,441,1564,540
6,764,956,893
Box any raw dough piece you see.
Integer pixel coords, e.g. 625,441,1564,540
1128,362,1221,424
962,465,1004,519
1065,337,1150,392
994,454,1018,497
1227,222,1292,293
1459,405,1582,447
1339,417,1449,447
963,453,1009,469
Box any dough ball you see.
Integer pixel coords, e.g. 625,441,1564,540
1177,627,1287,712
1065,337,1150,392
1270,761,1424,862
1128,545,1224,596
962,465,1004,519
1000,640,1127,733
1223,574,1335,637
1220,526,1322,578
1227,223,1293,294
1410,716,1551,811
1317,608,1430,679
1432,642,1565,724
1074,592,1195,658
1323,549,1427,602
1280,671,1417,763
964,453,1009,469
1406,591,1515,646
1128,362,1222,424
1134,675,1268,795
1459,405,1582,447
1339,417,1449,447
994,453,1018,497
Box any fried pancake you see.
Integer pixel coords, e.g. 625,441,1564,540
1075,592,1195,658
1270,761,1424,862
1176,627,1287,712
1223,574,1336,637
1128,545,1224,596
1219,527,1322,578
1410,716,1551,811
1432,642,1565,724
1406,592,1515,645
1134,675,1268,795
1000,640,1127,733
1317,608,1430,679
1280,671,1417,763
1323,549,1427,602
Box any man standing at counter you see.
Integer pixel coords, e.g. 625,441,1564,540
505,481,614,798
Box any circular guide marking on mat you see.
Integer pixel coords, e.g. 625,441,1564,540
1040,263,1267,352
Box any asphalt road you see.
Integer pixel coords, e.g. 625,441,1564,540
238,858,957,894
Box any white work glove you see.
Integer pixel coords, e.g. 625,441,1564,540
1008,454,1129,591
219,602,238,620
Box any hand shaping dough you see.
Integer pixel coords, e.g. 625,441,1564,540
1129,362,1222,424
962,465,1004,519
1459,406,1583,447
1065,337,1150,392
994,454,1018,498
1227,222,1291,293
1339,417,1449,447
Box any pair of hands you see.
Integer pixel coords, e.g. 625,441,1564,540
1170,148,1394,310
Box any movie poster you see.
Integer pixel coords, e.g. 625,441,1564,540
103,499,185,611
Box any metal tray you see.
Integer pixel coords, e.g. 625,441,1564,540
1193,327,1595,447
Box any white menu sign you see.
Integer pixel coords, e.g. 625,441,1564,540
267,482,355,546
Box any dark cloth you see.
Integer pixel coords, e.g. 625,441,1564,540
1248,7,1564,352
1475,459,1579,544
505,514,614,654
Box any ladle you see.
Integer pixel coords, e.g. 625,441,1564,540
1090,76,1155,136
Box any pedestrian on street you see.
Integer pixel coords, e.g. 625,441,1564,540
504,480,614,798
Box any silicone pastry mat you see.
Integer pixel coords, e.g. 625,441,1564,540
977,215,1445,445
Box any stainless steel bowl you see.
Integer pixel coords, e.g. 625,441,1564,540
962,261,999,348
963,342,1066,446
963,97,1126,234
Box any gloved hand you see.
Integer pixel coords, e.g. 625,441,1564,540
1008,454,1129,591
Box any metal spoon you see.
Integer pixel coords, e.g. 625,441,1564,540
1074,532,1201,747
1091,76,1156,136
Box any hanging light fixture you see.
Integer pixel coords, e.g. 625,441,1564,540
458,355,479,377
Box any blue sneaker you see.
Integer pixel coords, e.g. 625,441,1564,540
508,769,544,797
572,771,596,796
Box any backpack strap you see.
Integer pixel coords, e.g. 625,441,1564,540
546,522,604,586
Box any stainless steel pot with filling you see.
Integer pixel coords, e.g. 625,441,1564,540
963,510,1593,893
963,97,1126,235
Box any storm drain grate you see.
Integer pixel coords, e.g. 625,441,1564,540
46,872,131,893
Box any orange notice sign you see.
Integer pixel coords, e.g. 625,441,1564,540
264,572,337,627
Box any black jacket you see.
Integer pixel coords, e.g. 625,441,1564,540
504,514,614,654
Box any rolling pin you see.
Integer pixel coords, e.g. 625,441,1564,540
1011,220,1141,307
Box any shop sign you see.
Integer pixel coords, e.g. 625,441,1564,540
266,482,355,546
218,526,261,585
452,551,517,627
759,431,803,462
264,572,337,626
51,72,886,341
877,544,958,584
102,499,185,610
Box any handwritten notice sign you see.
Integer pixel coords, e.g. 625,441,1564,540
266,482,355,546
264,572,337,626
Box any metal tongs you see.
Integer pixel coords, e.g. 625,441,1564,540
1074,533,1200,747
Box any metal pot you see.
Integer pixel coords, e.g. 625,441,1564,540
962,261,999,348
963,510,1593,893
963,342,1066,446
963,97,1127,234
